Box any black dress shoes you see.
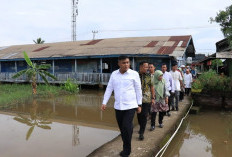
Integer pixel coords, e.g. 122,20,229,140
119,151,129,157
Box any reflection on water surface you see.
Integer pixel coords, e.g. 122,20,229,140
0,89,119,157
163,111,232,157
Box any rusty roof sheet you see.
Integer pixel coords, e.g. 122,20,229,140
33,46,50,52
0,35,192,60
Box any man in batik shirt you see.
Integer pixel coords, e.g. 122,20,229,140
137,61,155,140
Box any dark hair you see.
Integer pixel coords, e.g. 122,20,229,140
172,63,177,67
149,63,155,66
118,55,130,61
162,63,167,67
139,61,148,67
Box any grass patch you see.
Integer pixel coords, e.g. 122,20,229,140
0,83,68,106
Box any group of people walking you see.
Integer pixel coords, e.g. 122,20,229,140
101,55,195,157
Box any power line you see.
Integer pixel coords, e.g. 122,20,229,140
98,25,220,32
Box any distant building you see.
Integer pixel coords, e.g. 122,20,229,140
216,38,232,76
193,38,232,76
0,35,195,85
192,54,206,63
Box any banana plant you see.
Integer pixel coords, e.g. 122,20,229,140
12,51,57,94
13,100,53,140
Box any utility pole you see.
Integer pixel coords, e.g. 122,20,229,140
71,0,79,41
92,30,98,40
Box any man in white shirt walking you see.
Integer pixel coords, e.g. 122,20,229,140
184,69,193,96
161,63,175,116
101,56,142,157
170,63,183,111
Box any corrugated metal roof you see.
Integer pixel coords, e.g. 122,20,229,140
33,46,50,52
81,39,103,46
2,52,19,59
0,35,193,60
144,41,158,47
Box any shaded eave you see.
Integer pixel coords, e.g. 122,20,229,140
194,53,216,64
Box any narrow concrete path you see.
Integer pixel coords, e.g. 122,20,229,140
89,97,191,157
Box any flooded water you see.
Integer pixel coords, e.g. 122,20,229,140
0,89,120,157
163,110,232,157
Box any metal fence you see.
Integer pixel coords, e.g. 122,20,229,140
0,72,111,85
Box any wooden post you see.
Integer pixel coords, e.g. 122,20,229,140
100,58,103,83
75,59,77,73
15,61,17,72
52,60,55,75
132,57,135,70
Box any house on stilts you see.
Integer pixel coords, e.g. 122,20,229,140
0,35,195,85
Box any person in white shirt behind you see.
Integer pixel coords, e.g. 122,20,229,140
161,63,175,117
170,63,184,111
184,69,193,96
101,55,142,157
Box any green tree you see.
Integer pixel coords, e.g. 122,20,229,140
210,4,232,48
33,37,45,44
12,51,57,94
211,59,223,70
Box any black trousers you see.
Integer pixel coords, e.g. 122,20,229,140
147,103,151,116
151,112,165,126
167,90,172,112
179,91,184,101
115,108,136,155
137,103,150,135
185,88,191,96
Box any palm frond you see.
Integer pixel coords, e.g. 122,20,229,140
17,114,28,120
37,125,51,130
35,64,39,69
25,69,35,80
39,72,49,85
38,64,51,70
39,121,52,124
43,71,57,80
13,117,29,125
12,69,27,79
26,126,35,140
23,51,33,67
34,38,45,44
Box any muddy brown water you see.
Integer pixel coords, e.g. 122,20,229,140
163,110,232,157
0,89,120,157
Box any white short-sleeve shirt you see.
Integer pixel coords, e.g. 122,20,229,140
170,70,183,91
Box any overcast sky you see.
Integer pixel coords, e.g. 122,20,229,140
0,0,231,54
